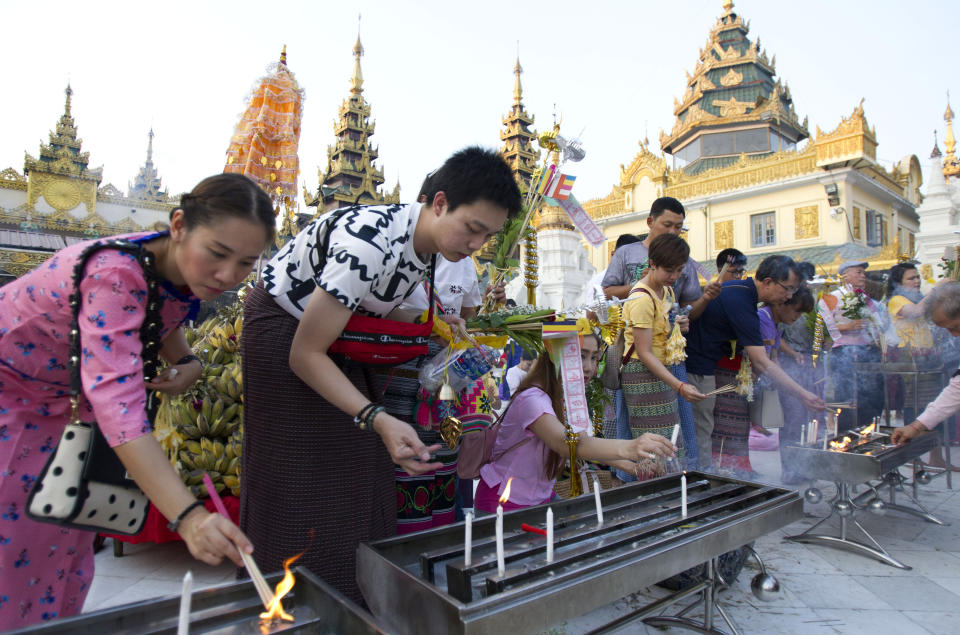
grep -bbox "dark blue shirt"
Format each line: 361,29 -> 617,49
685,278 -> 764,375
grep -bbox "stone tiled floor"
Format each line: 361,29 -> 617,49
82,442 -> 960,634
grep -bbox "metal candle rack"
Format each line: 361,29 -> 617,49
8,568 -> 387,635
358,472 -> 801,635
783,428 -> 944,569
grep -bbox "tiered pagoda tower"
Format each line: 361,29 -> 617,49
128,129 -> 168,202
308,33 -> 399,212
478,56 -> 544,262
659,0 -> 808,174
943,98 -> 960,180
24,85 -> 103,214
499,56 -> 540,187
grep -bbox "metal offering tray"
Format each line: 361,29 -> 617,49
358,472 -> 801,635
9,567 -> 387,635
784,428 -> 946,569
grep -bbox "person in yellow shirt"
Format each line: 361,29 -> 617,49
620,234 -> 706,480
887,263 -> 934,350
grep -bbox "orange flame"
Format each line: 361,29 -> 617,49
499,477 -> 514,504
860,422 -> 877,435
829,436 -> 854,452
259,552 -> 303,625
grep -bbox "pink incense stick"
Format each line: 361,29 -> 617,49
203,473 -> 273,609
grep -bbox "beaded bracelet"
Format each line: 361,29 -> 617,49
354,403 -> 384,431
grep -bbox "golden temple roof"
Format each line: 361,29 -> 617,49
24,84 -> 103,183
659,0 -> 807,163
308,29 -> 398,212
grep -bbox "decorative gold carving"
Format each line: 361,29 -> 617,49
720,68 -> 743,86
712,97 -> 750,117
921,263 -> 933,281
665,146 -> 818,201
853,206 -> 862,240
0,249 -> 51,277
696,74 -> 716,92
714,220 -> 734,250
582,185 -> 626,220
619,146 -> 668,187
815,99 -> 878,164
793,205 -> 819,240
0,167 -> 27,190
27,173 -> 98,215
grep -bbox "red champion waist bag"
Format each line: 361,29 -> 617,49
319,206 -> 437,366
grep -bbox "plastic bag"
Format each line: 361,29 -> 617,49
419,344 -> 498,395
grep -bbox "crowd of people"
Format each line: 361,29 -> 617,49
4,153 -> 960,628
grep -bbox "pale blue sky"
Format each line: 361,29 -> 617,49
1,0 -> 956,204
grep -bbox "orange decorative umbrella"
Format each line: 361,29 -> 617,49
224,46 -> 304,214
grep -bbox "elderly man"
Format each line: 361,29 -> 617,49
685,255 -> 826,468
819,260 -> 885,432
892,281 -> 960,468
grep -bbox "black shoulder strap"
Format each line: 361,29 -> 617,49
68,239 -> 165,424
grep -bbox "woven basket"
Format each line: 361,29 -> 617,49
554,469 -> 614,499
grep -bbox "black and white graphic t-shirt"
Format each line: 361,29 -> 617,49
262,203 -> 428,320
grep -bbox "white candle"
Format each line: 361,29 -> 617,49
681,472 -> 688,519
593,474 -> 603,527
670,423 -> 680,446
823,432 -> 828,450
800,424 -> 806,446
811,419 -> 818,443
177,571 -> 192,635
496,505 -> 505,577
546,507 -> 554,563
464,511 -> 473,567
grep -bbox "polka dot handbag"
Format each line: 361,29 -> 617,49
26,239 -> 163,535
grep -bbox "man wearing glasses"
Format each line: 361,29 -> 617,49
819,260 -> 885,432
684,255 -> 826,469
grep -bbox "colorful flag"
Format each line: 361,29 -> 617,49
553,174 -> 576,201
536,165 -> 556,195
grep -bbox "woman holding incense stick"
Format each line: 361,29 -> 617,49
476,329 -> 675,512
240,147 -> 523,604
0,174 -> 271,629
617,234 -> 704,481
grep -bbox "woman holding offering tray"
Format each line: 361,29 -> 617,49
476,329 -> 676,513
239,147 -> 522,603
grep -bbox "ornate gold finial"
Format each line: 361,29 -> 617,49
64,83 -> 73,117
513,48 -> 523,106
722,0 -> 734,14
944,92 -> 960,179
280,44 -> 287,66
147,128 -> 154,162
351,18 -> 364,95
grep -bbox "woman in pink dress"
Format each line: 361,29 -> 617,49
0,173 -> 272,628
476,332 -> 675,512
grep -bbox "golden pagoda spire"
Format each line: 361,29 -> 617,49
351,19 -> 364,95
280,44 -> 287,66
64,84 -> 73,117
944,93 -> 960,179
513,49 -> 523,105
944,95 -> 956,157
146,127 -> 154,162
722,0 -> 734,14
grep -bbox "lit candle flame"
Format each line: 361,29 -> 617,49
499,477 -> 514,504
860,422 -> 876,435
259,552 -> 303,625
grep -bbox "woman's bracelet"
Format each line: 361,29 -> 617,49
175,354 -> 202,368
166,500 -> 206,533
354,403 -> 385,431
676,382 -> 687,395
